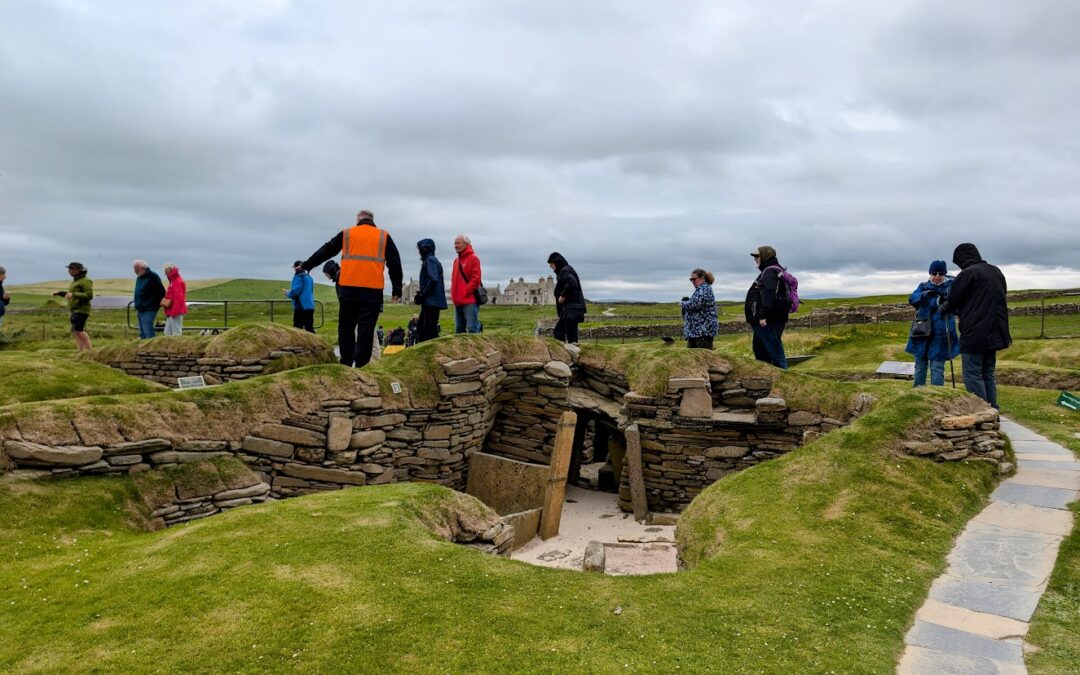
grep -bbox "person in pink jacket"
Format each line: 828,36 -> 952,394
161,264 -> 187,335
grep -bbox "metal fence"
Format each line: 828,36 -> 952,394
125,299 -> 327,333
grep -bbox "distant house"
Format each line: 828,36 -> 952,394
400,279 -> 504,305
502,276 -> 556,305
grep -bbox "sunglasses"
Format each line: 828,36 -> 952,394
930,272 -> 946,276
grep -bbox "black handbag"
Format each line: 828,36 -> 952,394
458,261 -> 487,305
910,317 -> 932,339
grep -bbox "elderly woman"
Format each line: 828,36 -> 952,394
681,268 -> 718,349
161,263 -> 188,335
905,260 -> 959,386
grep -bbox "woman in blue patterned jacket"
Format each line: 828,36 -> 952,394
681,268 -> 718,349
905,259 -> 960,386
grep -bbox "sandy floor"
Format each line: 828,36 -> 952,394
511,485 -> 678,575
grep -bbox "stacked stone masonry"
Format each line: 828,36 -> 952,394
96,345 -> 323,387
902,410 -> 1010,472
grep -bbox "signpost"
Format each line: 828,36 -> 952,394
1057,391 -> 1079,411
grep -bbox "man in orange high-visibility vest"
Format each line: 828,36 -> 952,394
302,210 -> 403,367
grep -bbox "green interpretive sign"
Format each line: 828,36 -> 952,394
1057,391 -> 1080,411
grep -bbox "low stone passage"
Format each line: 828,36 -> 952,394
899,418 -> 1080,674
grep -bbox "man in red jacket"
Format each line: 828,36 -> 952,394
450,234 -> 483,333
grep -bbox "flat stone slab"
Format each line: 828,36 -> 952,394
1009,439 -> 1074,457
1000,418 -> 1050,442
929,575 -> 1044,621
875,360 -> 915,376
898,645 -> 1026,675
1017,459 -> 1080,473
905,620 -> 1024,665
972,501 -> 1075,537
1012,467 -> 1080,491
990,482 -> 1078,510
945,522 -> 1060,589
915,599 -> 1029,640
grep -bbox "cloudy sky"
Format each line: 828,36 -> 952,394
2,0 -> 1079,300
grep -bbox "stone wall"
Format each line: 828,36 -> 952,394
96,344 -> 323,387
901,409 -> 1010,473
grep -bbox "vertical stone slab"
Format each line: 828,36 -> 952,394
625,424 -> 649,523
539,411 -> 577,540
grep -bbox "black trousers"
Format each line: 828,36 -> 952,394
687,336 -> 714,349
554,318 -> 579,343
416,306 -> 441,343
292,308 -> 315,333
338,300 -> 381,368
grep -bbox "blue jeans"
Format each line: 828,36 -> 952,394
751,321 -> 788,369
137,310 -> 158,339
913,357 -> 946,386
454,303 -> 481,334
962,350 -> 999,409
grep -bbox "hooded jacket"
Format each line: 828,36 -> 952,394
134,268 -> 166,312
416,239 -> 448,309
286,268 -> 315,311
548,253 -> 585,319
938,243 -> 1011,353
744,246 -> 790,324
164,267 -> 188,317
450,243 -> 482,307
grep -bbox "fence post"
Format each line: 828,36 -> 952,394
1040,299 -> 1045,339
223,301 -> 229,329
269,300 -> 275,324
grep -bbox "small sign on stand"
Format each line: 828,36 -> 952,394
1057,390 -> 1079,411
177,375 -> 208,390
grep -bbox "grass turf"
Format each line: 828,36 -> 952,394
0,352 -> 164,406
0,386 -> 1001,672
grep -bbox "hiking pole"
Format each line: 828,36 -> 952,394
944,310 -> 956,388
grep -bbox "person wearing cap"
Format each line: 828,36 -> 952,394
938,243 -> 1011,409
132,260 -> 166,339
161,263 -> 187,336
52,262 -> 94,351
0,266 -> 10,331
743,245 -> 790,368
285,260 -> 316,333
904,260 -> 959,387
301,209 -> 402,367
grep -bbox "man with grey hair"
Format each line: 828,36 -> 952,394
450,234 -> 483,333
132,259 -> 166,339
0,266 -> 9,330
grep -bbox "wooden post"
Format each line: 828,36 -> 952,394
539,411 -> 577,540
625,424 -> 649,523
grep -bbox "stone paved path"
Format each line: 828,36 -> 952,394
898,418 -> 1079,674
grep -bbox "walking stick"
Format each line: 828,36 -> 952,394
944,313 -> 956,388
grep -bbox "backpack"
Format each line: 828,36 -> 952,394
764,265 -> 800,313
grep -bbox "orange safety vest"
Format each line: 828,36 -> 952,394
339,225 -> 387,289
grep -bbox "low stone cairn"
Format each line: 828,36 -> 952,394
901,409 -> 1010,473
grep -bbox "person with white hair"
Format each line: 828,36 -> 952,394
132,259 -> 166,339
450,234 -> 484,333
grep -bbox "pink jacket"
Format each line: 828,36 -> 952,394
164,267 -> 187,317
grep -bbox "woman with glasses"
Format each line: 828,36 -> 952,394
681,268 -> 718,349
905,260 -> 960,386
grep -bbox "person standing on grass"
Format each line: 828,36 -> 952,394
450,234 -> 483,334
161,263 -> 188,336
132,259 -> 166,339
905,260 -> 959,387
682,268 -> 718,349
323,260 -> 381,363
285,260 -> 316,333
52,262 -> 93,351
0,266 -> 9,331
938,243 -> 1011,409
548,252 -> 585,344
302,209 -> 402,367
744,245 -> 790,369
413,239 -> 447,344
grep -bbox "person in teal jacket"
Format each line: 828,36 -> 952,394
285,260 -> 316,333
905,260 -> 959,386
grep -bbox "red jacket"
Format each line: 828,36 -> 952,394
164,267 -> 187,317
450,244 -> 482,306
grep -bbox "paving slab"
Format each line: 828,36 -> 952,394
1016,458 -> 1080,473
905,620 -> 1024,664
1012,452 -> 1076,462
972,501 -> 1075,537
898,645 -> 1026,675
945,522 -> 1059,589
1000,419 -> 1050,442
928,575 -> 1044,621
1009,440 -> 1074,457
915,599 -> 1029,640
990,482 -> 1078,510
1011,467 -> 1080,491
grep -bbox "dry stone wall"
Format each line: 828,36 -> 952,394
93,344 -> 329,387
902,409 -> 1010,472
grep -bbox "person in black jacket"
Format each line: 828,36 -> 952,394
743,245 -> 790,368
548,252 -> 585,344
414,238 -> 447,343
938,243 -> 1011,409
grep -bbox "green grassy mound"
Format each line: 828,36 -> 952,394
0,352 -> 165,407
0,386 -> 1001,672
